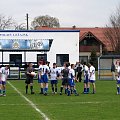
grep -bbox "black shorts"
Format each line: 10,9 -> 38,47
25,77 -> 33,84
62,77 -> 69,86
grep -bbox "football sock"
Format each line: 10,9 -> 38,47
65,88 -> 68,94
60,86 -> 63,93
26,85 -> 28,94
40,88 -> 43,93
30,86 -> 33,93
3,90 -> 6,95
87,88 -> 89,93
73,89 -> 77,94
67,89 -> 71,96
117,86 -> 120,93
43,88 -> 45,93
52,87 -> 54,92
55,87 -> 57,92
71,89 -> 73,94
84,88 -> 87,93
93,89 -> 96,94
0,89 -> 2,94
45,88 -> 48,93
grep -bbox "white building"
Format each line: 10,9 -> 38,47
0,30 -> 80,66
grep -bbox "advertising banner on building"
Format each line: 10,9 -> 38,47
0,39 -> 49,51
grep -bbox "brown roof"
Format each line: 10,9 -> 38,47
79,28 -> 113,51
36,26 -> 113,51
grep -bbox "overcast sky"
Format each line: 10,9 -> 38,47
0,0 -> 120,27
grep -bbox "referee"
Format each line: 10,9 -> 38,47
25,63 -> 35,94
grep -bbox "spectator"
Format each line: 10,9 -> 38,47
111,62 -> 116,80
76,62 -> 83,82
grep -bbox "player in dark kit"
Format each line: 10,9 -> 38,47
25,63 -> 35,94
60,62 -> 69,95
77,62 -> 83,82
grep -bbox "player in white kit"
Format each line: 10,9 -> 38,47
0,65 -> 9,96
88,62 -> 96,94
38,61 -> 44,94
42,61 -> 50,95
49,63 -> 59,94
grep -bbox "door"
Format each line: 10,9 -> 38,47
10,54 -> 22,65
37,54 -> 47,63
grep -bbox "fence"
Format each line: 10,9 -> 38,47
98,55 -> 120,80
0,62 -> 38,80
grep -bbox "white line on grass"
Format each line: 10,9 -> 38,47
0,104 -> 30,106
0,101 -> 112,106
7,81 -> 50,120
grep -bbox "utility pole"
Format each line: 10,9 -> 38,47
26,13 -> 29,30
25,13 -> 29,63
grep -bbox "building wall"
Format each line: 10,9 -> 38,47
47,32 -> 79,65
2,52 -> 24,62
0,31 -> 79,66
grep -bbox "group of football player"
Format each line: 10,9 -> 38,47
25,60 -> 96,96
0,61 -> 120,97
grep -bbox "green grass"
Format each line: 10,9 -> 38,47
0,79 -> 120,120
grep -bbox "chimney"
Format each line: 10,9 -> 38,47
72,25 -> 76,29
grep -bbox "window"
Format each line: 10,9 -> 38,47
79,56 -> 88,64
10,54 -> 22,65
56,54 -> 69,66
37,54 -> 47,63
84,40 -> 87,45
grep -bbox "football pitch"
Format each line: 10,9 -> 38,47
0,79 -> 120,120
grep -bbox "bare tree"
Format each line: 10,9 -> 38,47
14,23 -> 27,30
104,5 -> 120,54
0,14 -> 15,30
31,15 -> 60,29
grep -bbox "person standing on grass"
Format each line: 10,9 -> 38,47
38,61 -> 44,94
42,61 -> 50,96
49,63 -> 59,94
25,63 -> 35,94
111,62 -> 116,80
76,62 -> 83,82
60,62 -> 69,95
74,62 -> 79,77
83,62 -> 89,94
88,61 -> 96,94
68,64 -> 79,96
116,72 -> 120,94
0,65 -> 9,96
117,62 -> 120,74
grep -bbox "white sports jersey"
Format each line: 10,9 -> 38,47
38,65 -> 43,75
68,69 -> 75,79
50,67 -> 58,80
117,76 -> 120,81
68,66 -> 71,70
43,65 -> 49,74
117,66 -> 120,73
0,67 -> 9,81
56,67 -> 62,74
89,66 -> 95,81
83,65 -> 89,76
